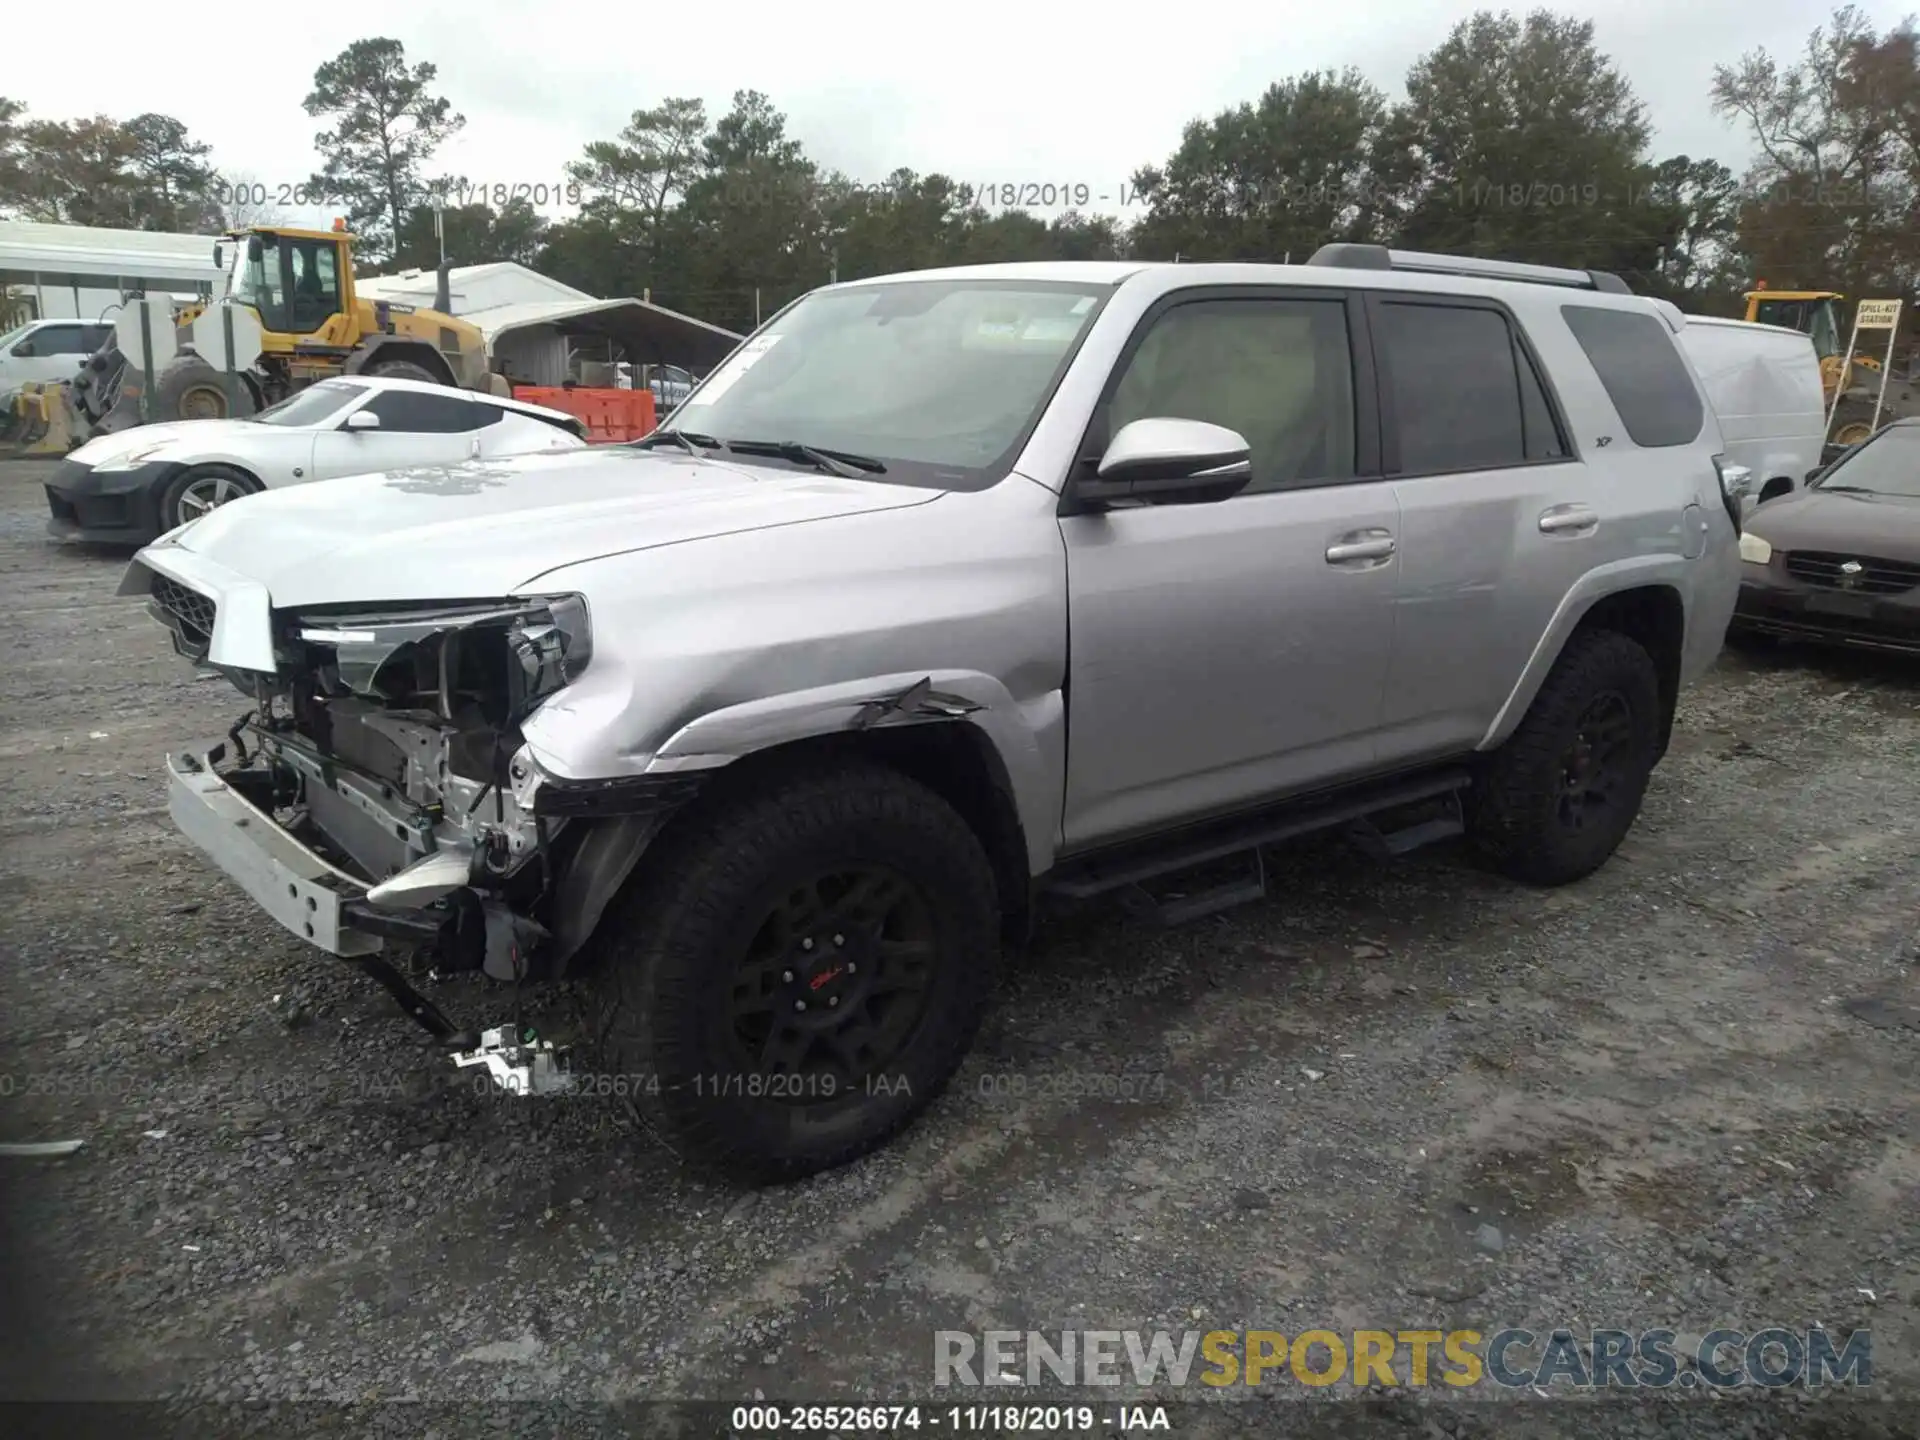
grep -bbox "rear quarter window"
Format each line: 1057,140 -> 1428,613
1560,304 -> 1704,448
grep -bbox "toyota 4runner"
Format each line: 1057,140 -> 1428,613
123,245 -> 1745,1184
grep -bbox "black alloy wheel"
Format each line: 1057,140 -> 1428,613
726,865 -> 938,1096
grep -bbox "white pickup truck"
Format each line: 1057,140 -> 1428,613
0,317 -> 116,398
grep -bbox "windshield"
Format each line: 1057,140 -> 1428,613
664,278 -> 1112,488
1818,425 -> 1920,497
1754,299 -> 1809,332
1754,298 -> 1842,360
253,379 -> 368,427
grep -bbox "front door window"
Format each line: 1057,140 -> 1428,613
231,235 -> 289,332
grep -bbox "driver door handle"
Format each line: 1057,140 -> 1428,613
1539,504 -> 1598,535
1325,529 -> 1396,565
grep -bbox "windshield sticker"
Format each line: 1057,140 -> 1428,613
966,313 -> 1083,349
1020,317 -> 1085,343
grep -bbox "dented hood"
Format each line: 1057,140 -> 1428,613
155,446 -> 940,606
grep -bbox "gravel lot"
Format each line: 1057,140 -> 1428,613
1,454 -> 1917,1437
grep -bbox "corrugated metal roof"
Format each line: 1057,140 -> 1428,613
471,297 -> 729,342
355,261 -> 595,311
474,297 -> 744,370
0,219 -> 222,281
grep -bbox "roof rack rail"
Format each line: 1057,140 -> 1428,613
1305,243 -> 1632,295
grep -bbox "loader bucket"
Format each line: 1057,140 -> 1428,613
34,393 -> 77,455
0,386 -> 73,456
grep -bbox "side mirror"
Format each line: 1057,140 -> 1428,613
344,410 -> 381,431
1069,418 -> 1253,510
246,234 -> 264,264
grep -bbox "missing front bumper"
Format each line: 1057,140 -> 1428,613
166,746 -> 566,1081
166,746 -> 522,973
167,747 -> 381,956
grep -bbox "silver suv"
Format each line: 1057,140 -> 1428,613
123,245 -> 1743,1183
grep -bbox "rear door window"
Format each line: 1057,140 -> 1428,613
1373,301 -> 1538,474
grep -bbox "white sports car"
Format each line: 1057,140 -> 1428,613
45,376 -> 589,544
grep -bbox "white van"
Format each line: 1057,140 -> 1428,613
1672,315 -> 1825,505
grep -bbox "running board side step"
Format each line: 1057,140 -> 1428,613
1117,849 -> 1269,928
1046,768 -> 1471,925
1343,792 -> 1468,860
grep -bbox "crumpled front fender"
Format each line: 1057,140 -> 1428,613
625,668 -> 1065,877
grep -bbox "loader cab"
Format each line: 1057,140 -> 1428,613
1745,289 -> 1844,362
223,226 -> 356,343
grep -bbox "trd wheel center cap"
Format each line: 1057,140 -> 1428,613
1564,736 -> 1599,790
784,931 -> 874,1017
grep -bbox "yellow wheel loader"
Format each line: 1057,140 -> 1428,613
1742,286 -> 1917,447
68,222 -> 505,442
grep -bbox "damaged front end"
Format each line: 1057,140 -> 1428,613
153,586 -> 699,1089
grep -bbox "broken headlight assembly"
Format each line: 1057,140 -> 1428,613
287,593 -> 592,718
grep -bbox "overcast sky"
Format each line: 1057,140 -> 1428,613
8,0 -> 1868,225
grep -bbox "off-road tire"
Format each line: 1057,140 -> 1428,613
1467,629 -> 1661,887
154,357 -> 254,422
157,464 -> 262,531
358,357 -> 441,385
586,761 -> 1001,1186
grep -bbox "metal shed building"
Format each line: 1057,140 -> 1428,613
355,262 -> 742,386
0,220 -> 222,325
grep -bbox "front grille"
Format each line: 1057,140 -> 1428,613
150,574 -> 217,647
1742,608 -> 1920,652
1782,550 -> 1920,595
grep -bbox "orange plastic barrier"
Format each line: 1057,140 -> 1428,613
512,386 -> 658,443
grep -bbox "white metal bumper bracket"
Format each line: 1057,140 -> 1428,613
166,748 -> 382,957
